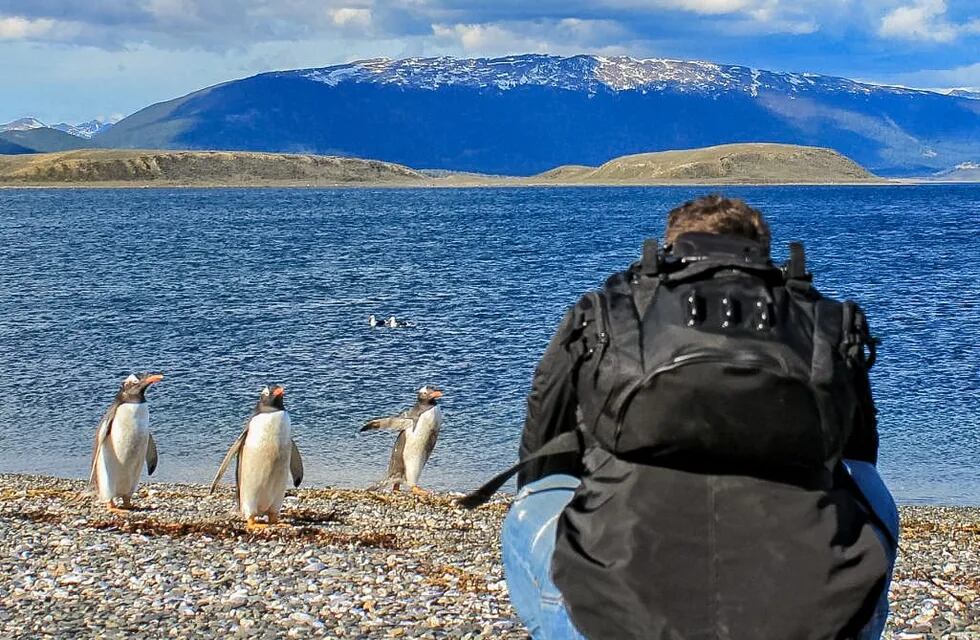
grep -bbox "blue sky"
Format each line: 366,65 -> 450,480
1,0 -> 979,124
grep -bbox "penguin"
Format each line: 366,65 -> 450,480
369,315 -> 379,328
87,373 -> 163,513
209,385 -> 303,531
361,386 -> 443,494
384,316 -> 415,328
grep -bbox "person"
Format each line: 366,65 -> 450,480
465,195 -> 899,639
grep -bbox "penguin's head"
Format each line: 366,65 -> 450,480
117,372 -> 164,403
417,385 -> 443,403
258,384 -> 286,411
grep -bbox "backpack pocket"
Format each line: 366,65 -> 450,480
613,349 -> 827,470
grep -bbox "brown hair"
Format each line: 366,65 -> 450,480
665,195 -> 771,252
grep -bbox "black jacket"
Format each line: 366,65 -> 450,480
519,292 -> 880,488
518,247 -> 888,640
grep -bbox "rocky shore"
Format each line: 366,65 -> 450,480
0,474 -> 976,639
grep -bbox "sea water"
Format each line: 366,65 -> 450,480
0,185 -> 976,504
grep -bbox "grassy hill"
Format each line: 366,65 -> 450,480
535,143 -> 881,184
0,144 -> 884,187
0,149 -> 425,186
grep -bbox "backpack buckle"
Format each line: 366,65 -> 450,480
753,298 -> 773,331
686,293 -> 704,326
641,238 -> 661,276
784,242 -> 813,282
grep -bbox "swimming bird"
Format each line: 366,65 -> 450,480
209,385 -> 303,531
384,316 -> 414,328
87,373 -> 163,514
361,386 -> 443,494
369,315 -> 379,328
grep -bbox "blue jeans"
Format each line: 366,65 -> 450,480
501,463 -> 899,640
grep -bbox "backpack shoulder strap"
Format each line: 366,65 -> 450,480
630,237 -> 663,318
602,269 -> 644,371
783,241 -> 815,293
457,430 -> 583,509
842,301 -> 879,370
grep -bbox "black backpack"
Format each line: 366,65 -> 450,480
461,233 -> 878,507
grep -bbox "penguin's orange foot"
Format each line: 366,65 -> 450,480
410,486 -> 430,497
246,516 -> 270,532
106,504 -> 130,515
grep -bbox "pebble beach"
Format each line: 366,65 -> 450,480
0,474 -> 976,639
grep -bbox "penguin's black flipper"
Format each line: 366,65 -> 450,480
210,428 -> 248,495
290,440 -> 304,487
386,431 -> 407,481
146,434 -> 158,475
368,432 -> 407,490
87,403 -> 119,494
360,417 -> 414,432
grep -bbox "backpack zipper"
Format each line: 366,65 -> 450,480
613,350 -> 789,424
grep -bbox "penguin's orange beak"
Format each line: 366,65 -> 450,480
144,374 -> 164,385
272,387 -> 284,397
430,390 -> 443,399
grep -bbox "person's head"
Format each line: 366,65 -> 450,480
665,195 -> 771,255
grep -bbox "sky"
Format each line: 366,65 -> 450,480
1,0 -> 979,124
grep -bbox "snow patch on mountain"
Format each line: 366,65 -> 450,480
1,117 -> 116,138
51,120 -> 115,139
947,88 -> 980,100
0,117 -> 46,132
290,54 -> 936,99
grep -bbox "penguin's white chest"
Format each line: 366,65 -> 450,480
403,405 -> 442,486
239,411 -> 292,517
96,402 -> 149,501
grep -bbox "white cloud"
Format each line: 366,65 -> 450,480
144,0 -> 199,21
432,23 -> 549,54
662,0 -> 757,14
432,19 -> 632,57
888,61 -> 980,88
878,0 -> 976,42
0,1 -> 976,59
600,0 -> 757,14
0,16 -> 55,39
330,7 -> 372,28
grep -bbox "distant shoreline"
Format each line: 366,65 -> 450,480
0,178 -> 964,189
7,144 -> 972,189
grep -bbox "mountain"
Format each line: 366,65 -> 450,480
0,139 -> 32,154
536,143 -> 879,184
945,89 -> 980,100
95,54 -> 980,176
0,149 -> 424,186
0,117 -> 46,132
0,127 -> 91,153
931,161 -> 980,181
0,116 -> 112,153
51,120 -> 114,139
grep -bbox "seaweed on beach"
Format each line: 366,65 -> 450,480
419,562 -> 497,593
3,507 -> 399,548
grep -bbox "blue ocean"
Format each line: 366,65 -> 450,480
0,186 -> 977,504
